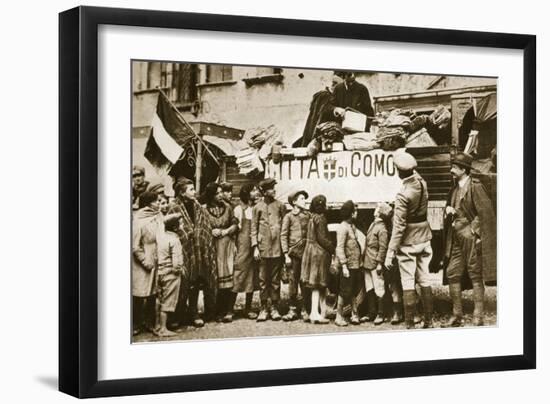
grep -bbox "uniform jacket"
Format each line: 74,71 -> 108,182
251,198 -> 287,258
331,81 -> 374,130
388,172 -> 432,252
443,176 -> 497,284
335,220 -> 363,269
363,219 -> 389,270
281,209 -> 310,258
132,207 -> 162,297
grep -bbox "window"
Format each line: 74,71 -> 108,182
173,63 -> 198,105
242,67 -> 284,87
206,65 -> 233,83
255,67 -> 282,76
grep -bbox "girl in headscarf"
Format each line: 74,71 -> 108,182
202,182 -> 239,322
301,195 -> 335,324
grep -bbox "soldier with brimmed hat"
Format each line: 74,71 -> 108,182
251,178 -> 287,321
442,152 -> 496,327
280,190 -> 311,321
384,151 -> 434,329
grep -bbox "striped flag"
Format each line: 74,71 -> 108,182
144,92 -> 194,172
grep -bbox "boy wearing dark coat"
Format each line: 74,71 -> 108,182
281,190 -> 311,321
251,178 -> 287,322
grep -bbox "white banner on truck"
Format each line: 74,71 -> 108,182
266,150 -> 403,206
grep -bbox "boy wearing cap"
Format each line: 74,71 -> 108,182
251,178 -> 287,321
442,152 -> 496,327
384,152 -> 434,329
362,202 -> 392,326
154,214 -> 184,337
281,190 -> 311,321
335,200 -> 362,326
132,165 -> 149,211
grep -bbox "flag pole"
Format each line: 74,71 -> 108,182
157,89 -> 220,166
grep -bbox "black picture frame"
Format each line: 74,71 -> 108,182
59,5 -> 536,398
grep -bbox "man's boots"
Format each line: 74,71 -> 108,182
443,282 -> 464,327
420,286 -> 434,329
390,301 -> 404,324
472,281 -> 485,326
402,290 -> 417,329
374,295 -> 385,325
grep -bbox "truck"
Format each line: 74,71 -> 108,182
219,85 -> 497,274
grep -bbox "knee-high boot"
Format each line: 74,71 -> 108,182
443,282 -> 464,327
472,281 -> 485,326
420,287 -> 434,329
402,290 -> 417,329
132,296 -> 143,335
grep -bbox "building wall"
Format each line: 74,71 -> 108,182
133,61 -> 497,146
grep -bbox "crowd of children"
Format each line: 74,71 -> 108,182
132,175 -> 407,337
132,150 -> 493,337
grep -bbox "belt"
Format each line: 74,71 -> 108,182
408,214 -> 427,224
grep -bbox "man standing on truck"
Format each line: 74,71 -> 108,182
385,152 -> 434,329
299,73 -> 344,147
442,152 -> 496,327
331,71 -> 375,132
251,178 -> 287,322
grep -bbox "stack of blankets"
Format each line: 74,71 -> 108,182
235,147 -> 264,175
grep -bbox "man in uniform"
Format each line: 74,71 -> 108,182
251,178 -> 287,322
442,152 -> 496,327
385,152 -> 434,329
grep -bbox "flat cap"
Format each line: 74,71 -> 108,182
393,151 -> 417,171
259,178 -> 277,192
288,190 -> 309,205
147,183 -> 165,195
132,165 -> 145,176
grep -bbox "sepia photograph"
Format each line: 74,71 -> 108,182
131,61 -> 497,343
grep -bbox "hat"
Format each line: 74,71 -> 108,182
310,194 -> 327,214
132,165 -> 145,176
147,183 -> 165,195
376,202 -> 392,219
452,152 -> 473,170
340,200 -> 356,220
163,213 -> 182,232
393,152 -> 417,171
259,178 -> 277,192
288,190 -> 309,205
